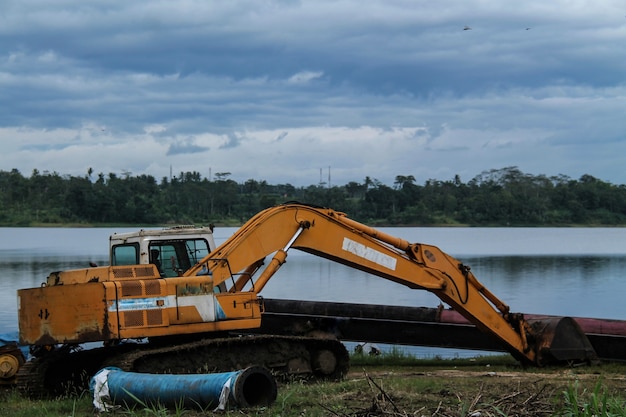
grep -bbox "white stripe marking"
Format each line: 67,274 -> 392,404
342,237 -> 397,270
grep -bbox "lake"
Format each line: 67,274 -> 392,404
1,226 -> 625,357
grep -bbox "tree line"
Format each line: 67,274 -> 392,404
1,166 -> 625,227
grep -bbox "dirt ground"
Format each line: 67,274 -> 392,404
335,366 -> 626,416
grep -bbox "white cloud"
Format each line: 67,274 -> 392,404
144,124 -> 167,134
287,71 -> 324,85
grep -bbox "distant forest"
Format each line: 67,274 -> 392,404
1,166 -> 625,227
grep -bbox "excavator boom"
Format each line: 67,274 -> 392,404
187,203 -> 595,365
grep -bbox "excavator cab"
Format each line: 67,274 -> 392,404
110,226 -> 215,278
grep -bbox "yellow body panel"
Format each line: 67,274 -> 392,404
18,282 -> 111,345
19,266 -> 262,345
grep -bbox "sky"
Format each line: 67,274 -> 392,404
1,1 -> 625,187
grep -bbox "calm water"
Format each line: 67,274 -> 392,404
2,226 -> 625,357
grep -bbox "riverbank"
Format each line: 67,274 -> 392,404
3,356 -> 626,416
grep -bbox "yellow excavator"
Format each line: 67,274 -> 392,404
15,203 -> 595,396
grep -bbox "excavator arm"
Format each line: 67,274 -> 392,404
186,203 -> 595,366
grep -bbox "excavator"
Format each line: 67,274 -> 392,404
14,203 -> 596,396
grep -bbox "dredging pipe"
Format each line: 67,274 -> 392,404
90,366 -> 277,411
259,298 -> 626,362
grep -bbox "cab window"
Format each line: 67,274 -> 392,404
185,239 -> 211,264
149,239 -> 211,278
111,244 -> 139,266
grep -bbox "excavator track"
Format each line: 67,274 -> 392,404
107,335 -> 349,378
0,344 -> 25,386
17,335 -> 350,398
16,346 -> 113,398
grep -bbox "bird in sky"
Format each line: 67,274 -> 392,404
463,25 -> 472,30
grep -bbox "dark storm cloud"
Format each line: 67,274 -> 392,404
166,138 -> 209,156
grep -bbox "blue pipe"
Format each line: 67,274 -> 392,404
90,366 -> 277,411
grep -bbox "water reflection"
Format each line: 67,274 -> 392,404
466,255 -> 626,282
1,256 -> 108,282
458,255 -> 626,319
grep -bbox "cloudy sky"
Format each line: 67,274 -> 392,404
1,1 -> 625,187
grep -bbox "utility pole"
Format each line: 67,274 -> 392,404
328,166 -> 331,188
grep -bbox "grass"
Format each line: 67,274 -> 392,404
0,389 -> 89,417
557,380 -> 626,417
3,353 -> 626,417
